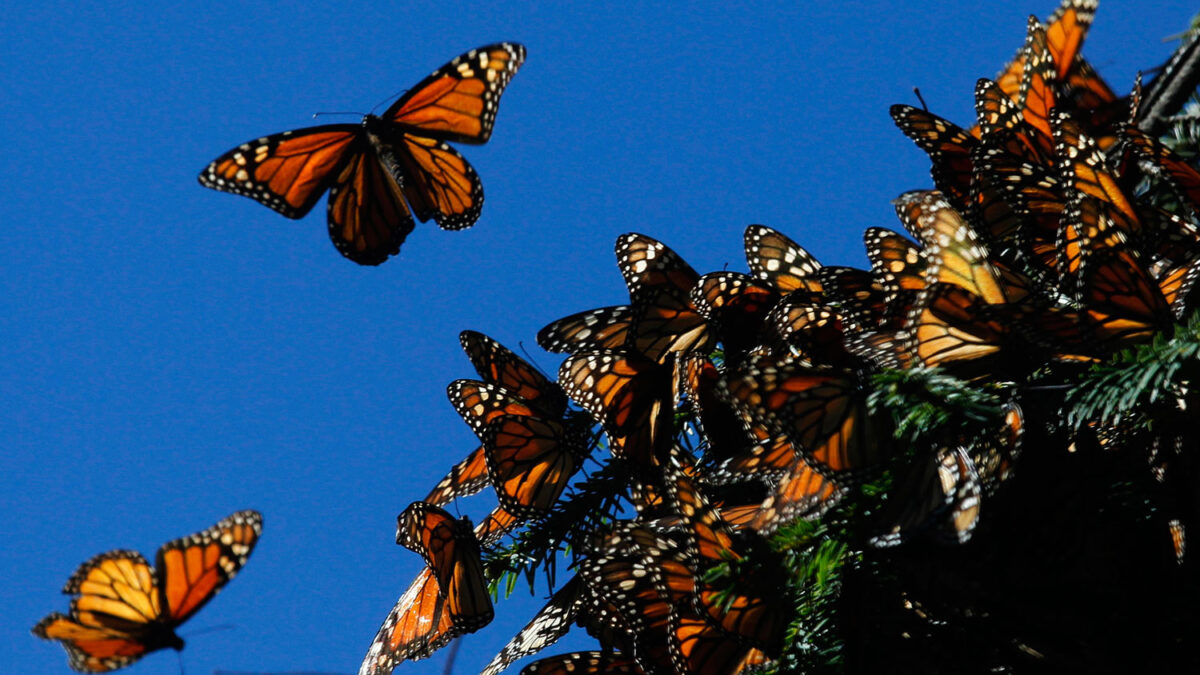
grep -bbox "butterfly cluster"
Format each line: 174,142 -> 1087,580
353,3 -> 1200,673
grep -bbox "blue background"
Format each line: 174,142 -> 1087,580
2,1 -> 1192,673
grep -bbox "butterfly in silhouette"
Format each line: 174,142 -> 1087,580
199,43 -> 525,265
33,510 -> 262,672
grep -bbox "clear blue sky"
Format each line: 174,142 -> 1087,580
2,1 -> 1191,673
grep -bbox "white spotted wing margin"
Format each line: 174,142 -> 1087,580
478,578 -> 582,675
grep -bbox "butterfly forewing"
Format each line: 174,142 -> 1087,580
385,43 -> 526,144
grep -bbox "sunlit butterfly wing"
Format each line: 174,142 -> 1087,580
33,551 -> 168,673
906,283 -> 1011,375
1053,111 -> 1141,243
889,105 -> 977,207
460,330 -> 567,418
537,306 -> 633,355
482,413 -> 582,519
744,225 -> 823,296
521,651 -> 643,675
721,357 -> 885,475
154,510 -> 262,625
33,511 -> 262,673
894,190 -> 1029,305
448,379 -> 537,439
200,43 -> 525,264
617,233 -> 713,363
424,445 -> 490,506
559,352 -> 673,466
864,226 -> 925,294
1080,249 -> 1171,346
480,579 -> 583,675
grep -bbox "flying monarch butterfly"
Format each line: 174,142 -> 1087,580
617,233 -> 714,363
743,225 -> 824,297
537,306 -> 633,355
33,510 -> 262,673
359,504 -> 493,674
199,43 -> 525,265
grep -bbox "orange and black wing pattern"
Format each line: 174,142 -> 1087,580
482,413 -> 581,518
537,306 -> 633,355
617,233 -> 713,363
744,225 -> 824,296
460,330 -> 567,418
361,504 -> 494,674
200,43 -> 525,264
558,351 -> 674,466
33,511 -> 262,673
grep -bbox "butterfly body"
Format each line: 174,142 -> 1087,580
200,43 -> 525,265
33,511 -> 262,673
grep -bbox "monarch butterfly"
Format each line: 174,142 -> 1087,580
359,504 -> 492,674
558,351 -> 674,467
993,0 -> 1096,102
752,457 -> 844,534
617,233 -> 714,363
743,225 -> 824,296
870,446 -> 982,548
481,413 -> 583,519
460,330 -> 568,419
1053,112 -> 1141,247
763,296 -> 856,368
894,191 -> 1030,305
662,463 -> 787,652
479,579 -> 583,675
521,651 -> 642,675
1123,126 -> 1200,212
690,271 -> 779,364
537,306 -> 633,355
33,510 -> 262,673
889,105 -> 978,208
864,226 -> 925,295
721,355 -> 886,475
199,43 -> 525,265
679,354 -> 756,461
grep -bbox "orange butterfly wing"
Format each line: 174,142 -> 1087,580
33,511 -> 262,673
155,510 -> 262,625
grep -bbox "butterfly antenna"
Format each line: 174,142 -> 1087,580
441,638 -> 463,675
516,341 -> 554,379
311,112 -> 365,120
371,89 -> 410,115
177,650 -> 186,675
913,87 -> 930,112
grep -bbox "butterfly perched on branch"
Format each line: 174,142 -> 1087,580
199,44 -> 525,265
